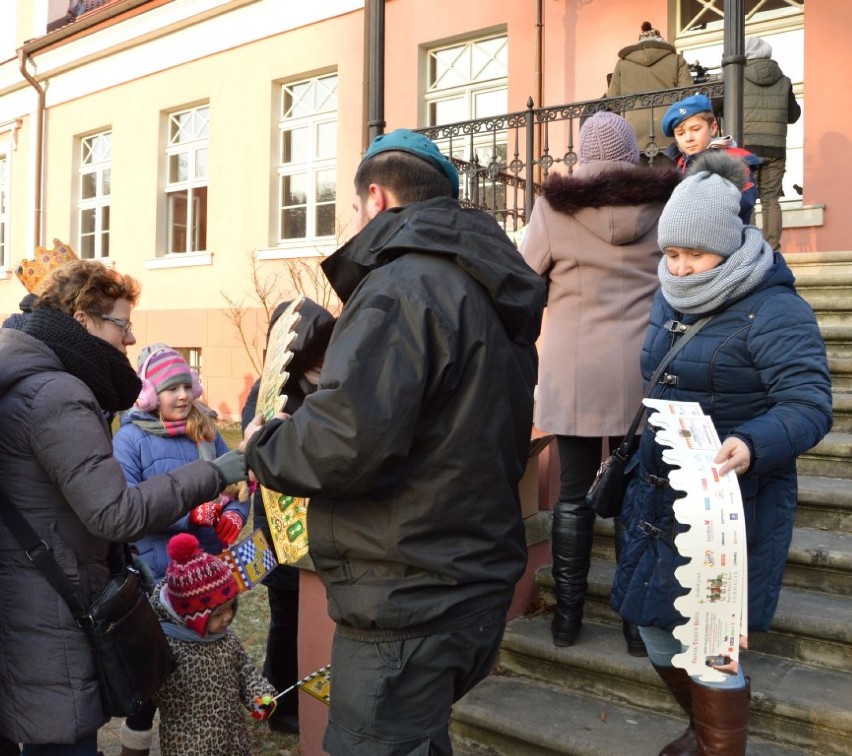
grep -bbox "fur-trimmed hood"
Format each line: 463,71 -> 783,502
541,163 -> 681,246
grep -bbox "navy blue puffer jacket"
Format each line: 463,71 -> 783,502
611,253 -> 832,632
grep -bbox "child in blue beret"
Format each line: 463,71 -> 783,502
661,94 -> 761,223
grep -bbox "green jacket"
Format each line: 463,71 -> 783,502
743,57 -> 801,159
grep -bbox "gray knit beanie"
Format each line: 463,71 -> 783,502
578,112 -> 640,165
657,151 -> 748,258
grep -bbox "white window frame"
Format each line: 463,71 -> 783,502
165,105 -> 209,256
78,130 -> 111,260
276,73 -> 338,249
0,152 -> 9,271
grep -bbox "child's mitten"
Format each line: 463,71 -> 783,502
215,510 -> 244,545
189,501 -> 223,527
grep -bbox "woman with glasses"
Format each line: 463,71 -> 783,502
0,258 -> 247,755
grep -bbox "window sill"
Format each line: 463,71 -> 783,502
146,252 -> 213,270
0,268 -> 11,281
257,239 -> 337,260
754,201 -> 825,229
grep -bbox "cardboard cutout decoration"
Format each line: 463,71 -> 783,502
643,398 -> 748,683
255,296 -> 311,564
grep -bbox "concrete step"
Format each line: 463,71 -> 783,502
785,528 -> 851,595
796,475 -> 852,533
797,432 -> 852,478
489,617 -> 852,755
537,559 -> 852,670
829,389 -> 852,427
451,673 -> 803,756
784,250 -> 852,275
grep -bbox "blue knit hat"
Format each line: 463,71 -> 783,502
661,94 -> 714,137
361,129 -> 459,198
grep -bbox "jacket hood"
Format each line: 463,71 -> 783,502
617,40 -> 679,67
542,163 -> 681,245
745,58 -> 784,86
322,196 -> 545,343
0,328 -> 63,394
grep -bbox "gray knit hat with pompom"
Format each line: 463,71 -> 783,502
657,151 -> 748,258
578,111 -> 640,165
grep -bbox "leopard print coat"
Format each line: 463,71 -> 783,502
151,586 -> 277,756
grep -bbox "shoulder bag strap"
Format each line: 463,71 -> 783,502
614,315 -> 713,456
0,493 -> 89,618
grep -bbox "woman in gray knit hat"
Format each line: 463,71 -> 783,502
610,150 -> 832,755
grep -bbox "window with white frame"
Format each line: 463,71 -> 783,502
676,0 -> 804,36
78,131 -> 111,259
166,105 -> 209,255
176,347 -> 202,378
0,154 -> 8,269
278,73 -> 338,243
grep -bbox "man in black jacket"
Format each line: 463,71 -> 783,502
743,36 -> 802,251
243,129 -> 545,755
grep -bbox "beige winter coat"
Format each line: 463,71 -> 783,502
520,162 -> 681,437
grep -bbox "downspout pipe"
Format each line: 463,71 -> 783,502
366,0 -> 385,144
721,0 -> 745,147
17,48 -> 45,249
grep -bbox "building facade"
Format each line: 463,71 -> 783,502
0,0 -> 844,420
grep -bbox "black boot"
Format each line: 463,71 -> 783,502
614,516 -> 647,656
551,500 -> 595,647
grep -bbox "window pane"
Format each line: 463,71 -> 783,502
80,234 -> 94,259
282,128 -> 309,164
102,168 -> 111,197
103,204 -> 110,232
191,186 -> 208,252
101,229 -> 110,258
431,97 -> 467,126
168,192 -> 188,253
169,152 -> 189,183
316,203 -> 336,237
281,207 -> 306,239
282,174 -> 307,206
81,207 -> 96,234
316,169 -> 336,202
316,121 -> 337,159
474,88 -> 508,119
170,111 -> 191,143
431,46 -> 468,88
81,172 -> 97,200
195,148 -> 208,180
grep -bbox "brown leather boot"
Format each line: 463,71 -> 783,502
690,680 -> 750,755
652,664 -> 698,755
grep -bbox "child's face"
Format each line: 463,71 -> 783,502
206,599 -> 236,634
664,247 -> 726,277
159,383 -> 193,422
673,114 -> 718,156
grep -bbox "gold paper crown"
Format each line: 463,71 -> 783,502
16,239 -> 80,296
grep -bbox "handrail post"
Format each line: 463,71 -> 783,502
525,96 -> 535,225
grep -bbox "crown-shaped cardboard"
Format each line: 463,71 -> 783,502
17,239 -> 80,296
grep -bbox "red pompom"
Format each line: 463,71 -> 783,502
167,533 -> 201,564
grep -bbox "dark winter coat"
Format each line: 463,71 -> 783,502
520,162 -> 681,436
743,57 -> 801,159
245,196 -> 546,640
113,415 -> 249,579
0,328 -> 222,744
607,40 -> 693,151
611,254 -> 832,632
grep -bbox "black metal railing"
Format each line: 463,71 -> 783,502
416,80 -> 724,231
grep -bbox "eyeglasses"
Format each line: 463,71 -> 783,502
99,314 -> 133,334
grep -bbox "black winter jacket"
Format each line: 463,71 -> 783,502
245,197 -> 546,639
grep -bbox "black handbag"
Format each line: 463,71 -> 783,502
0,496 -> 175,717
586,316 -> 712,518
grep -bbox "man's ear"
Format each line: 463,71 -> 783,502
367,183 -> 388,215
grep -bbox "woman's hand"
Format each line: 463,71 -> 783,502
711,635 -> 748,675
714,437 -> 751,477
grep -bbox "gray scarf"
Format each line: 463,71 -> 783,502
658,226 -> 774,314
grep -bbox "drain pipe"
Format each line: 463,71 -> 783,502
17,48 -> 45,249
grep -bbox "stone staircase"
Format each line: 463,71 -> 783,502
449,251 -> 852,755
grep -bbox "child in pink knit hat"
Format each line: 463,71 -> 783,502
149,533 -> 277,756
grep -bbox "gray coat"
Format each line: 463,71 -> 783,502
520,162 -> 680,437
0,328 -> 222,744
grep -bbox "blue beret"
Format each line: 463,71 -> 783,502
661,94 -> 714,137
361,128 -> 459,199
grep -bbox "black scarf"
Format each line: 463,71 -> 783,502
23,307 -> 142,412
